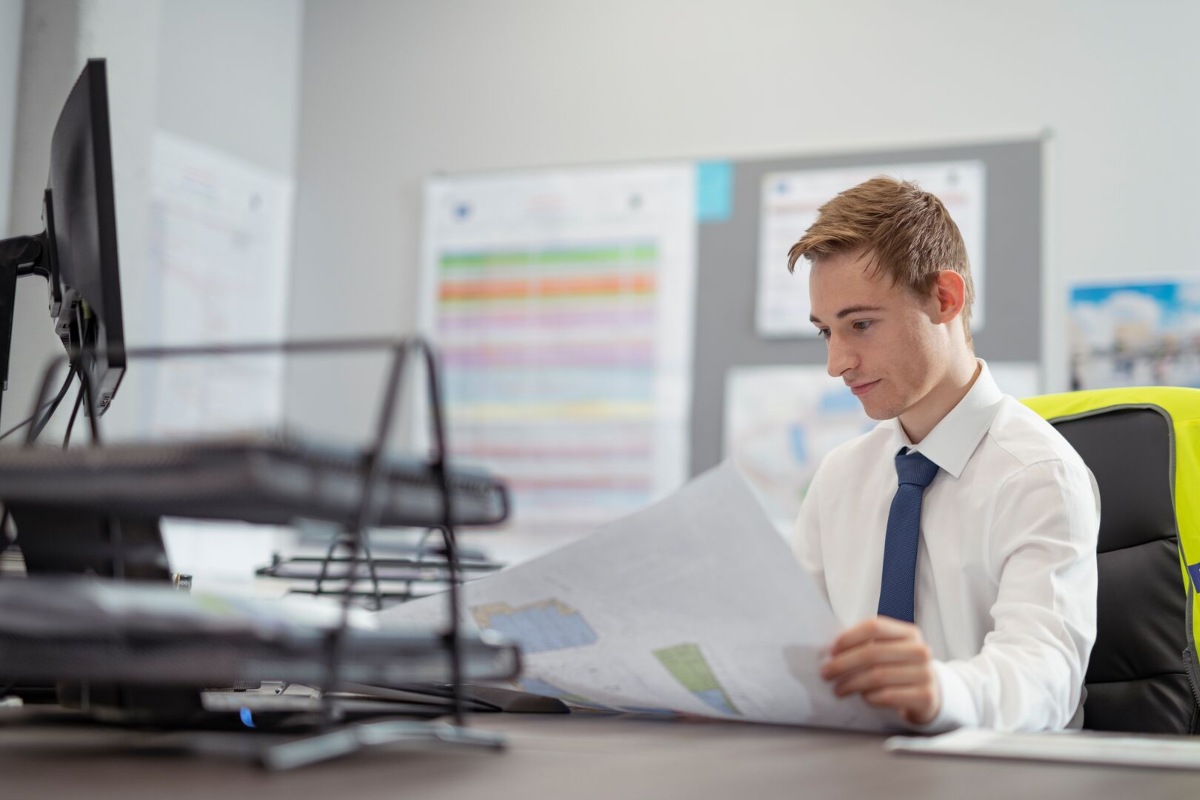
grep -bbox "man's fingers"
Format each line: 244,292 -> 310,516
831,616 -> 920,653
820,639 -> 932,681
821,616 -> 940,725
831,664 -> 930,697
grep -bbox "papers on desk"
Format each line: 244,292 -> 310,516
886,728 -> 1200,770
381,460 -> 891,731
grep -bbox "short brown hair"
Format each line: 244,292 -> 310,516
787,176 -> 974,336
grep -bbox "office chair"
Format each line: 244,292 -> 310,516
1023,387 -> 1200,734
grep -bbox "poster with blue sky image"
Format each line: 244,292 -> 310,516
1069,278 -> 1200,390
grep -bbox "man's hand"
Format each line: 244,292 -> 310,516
820,616 -> 941,726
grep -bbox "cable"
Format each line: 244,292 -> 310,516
19,367 -> 77,444
62,382 -> 85,449
0,417 -> 32,443
0,367 -> 76,443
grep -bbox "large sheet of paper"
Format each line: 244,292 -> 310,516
381,460 -> 890,731
145,131 -> 294,435
1069,276 -> 1200,389
757,161 -> 986,337
723,362 -> 1040,529
420,166 -> 696,540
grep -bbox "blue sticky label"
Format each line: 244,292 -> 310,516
696,161 -> 733,222
1188,563 -> 1200,595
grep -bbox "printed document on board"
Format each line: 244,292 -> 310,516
380,460 -> 893,731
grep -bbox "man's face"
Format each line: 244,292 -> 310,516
808,248 -> 949,422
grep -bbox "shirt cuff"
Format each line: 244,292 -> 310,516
910,660 -> 977,733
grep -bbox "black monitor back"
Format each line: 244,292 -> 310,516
44,58 -> 126,413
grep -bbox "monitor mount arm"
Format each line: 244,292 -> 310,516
0,233 -> 50,279
0,229 -> 53,420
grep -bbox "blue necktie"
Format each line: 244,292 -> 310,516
877,448 -> 940,623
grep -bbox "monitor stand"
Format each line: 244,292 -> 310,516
7,502 -> 203,722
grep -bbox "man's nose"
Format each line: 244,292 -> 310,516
826,334 -> 857,378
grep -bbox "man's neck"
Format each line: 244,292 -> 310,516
899,356 -> 982,444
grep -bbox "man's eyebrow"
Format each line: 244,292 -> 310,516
809,305 -> 884,324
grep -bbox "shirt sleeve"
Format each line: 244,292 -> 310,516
923,456 -> 1100,732
791,463 -> 830,604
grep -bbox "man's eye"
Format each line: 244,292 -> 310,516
816,328 -> 831,341
852,320 -> 873,332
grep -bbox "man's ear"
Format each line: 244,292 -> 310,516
931,270 -> 966,324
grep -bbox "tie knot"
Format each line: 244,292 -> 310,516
895,449 -> 938,488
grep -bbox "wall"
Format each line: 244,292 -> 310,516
0,0 -> 23,239
288,0 -> 1200,433
154,0 -> 302,176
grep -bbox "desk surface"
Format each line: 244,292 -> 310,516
1,710 -> 1195,800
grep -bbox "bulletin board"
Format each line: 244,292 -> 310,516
420,139 -> 1042,533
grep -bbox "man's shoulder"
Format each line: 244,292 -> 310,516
984,395 -> 1088,471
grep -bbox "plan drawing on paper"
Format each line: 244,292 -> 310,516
517,678 -> 601,707
472,599 -> 599,654
379,461 -> 890,732
653,642 -> 741,716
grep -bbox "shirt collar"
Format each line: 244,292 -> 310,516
888,359 -> 1004,479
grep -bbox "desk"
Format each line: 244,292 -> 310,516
0,711 -> 1194,800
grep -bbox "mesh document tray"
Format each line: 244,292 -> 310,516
0,434 -> 509,528
0,578 -> 520,688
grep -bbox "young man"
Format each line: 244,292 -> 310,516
788,177 -> 1099,731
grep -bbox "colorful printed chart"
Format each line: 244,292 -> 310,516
421,166 -> 696,539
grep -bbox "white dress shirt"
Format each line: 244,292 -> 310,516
792,361 -> 1100,732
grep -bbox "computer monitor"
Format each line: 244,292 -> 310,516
0,58 -> 126,423
0,59 -> 158,577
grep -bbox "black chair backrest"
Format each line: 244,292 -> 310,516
1050,407 -> 1200,733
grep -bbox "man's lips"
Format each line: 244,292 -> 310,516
849,380 -> 880,397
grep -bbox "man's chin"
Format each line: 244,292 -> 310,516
857,401 -> 900,421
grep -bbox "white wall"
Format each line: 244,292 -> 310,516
288,0 -> 1200,419
155,0 -> 302,175
0,0 -> 23,239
